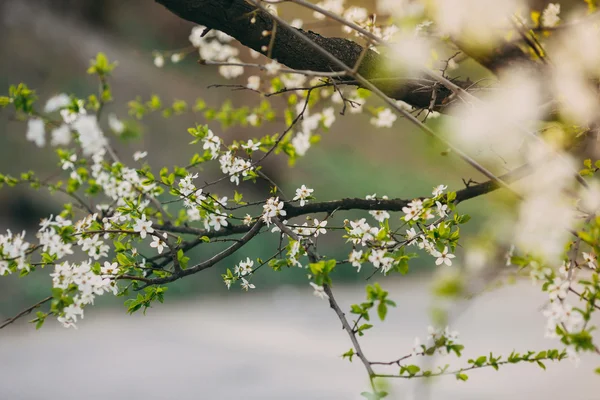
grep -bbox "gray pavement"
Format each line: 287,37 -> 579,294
1,279 -> 598,399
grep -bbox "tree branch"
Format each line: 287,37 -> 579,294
127,220 -> 265,286
156,164 -> 530,242
273,218 -> 375,376
0,296 -> 52,330
154,0 -> 466,110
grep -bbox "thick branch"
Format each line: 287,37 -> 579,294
158,165 -> 530,241
154,0 -> 465,110
130,220 -> 265,285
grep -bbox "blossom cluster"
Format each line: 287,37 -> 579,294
411,325 -> 461,357
50,259 -> 119,328
345,185 -> 458,275
26,95 -> 114,157
189,25 -> 243,79
0,230 -> 31,274
262,197 -> 287,225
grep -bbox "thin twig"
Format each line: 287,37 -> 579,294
0,296 -> 52,330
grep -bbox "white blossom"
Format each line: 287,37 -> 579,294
72,115 -> 107,156
261,197 -> 287,226
240,278 -> 255,291
432,246 -> 455,266
234,257 -> 254,277
349,250 -> 363,272
44,94 -> 71,113
150,233 -> 168,254
154,54 -> 165,68
264,60 -> 282,75
370,108 -> 397,128
435,201 -> 448,218
293,185 -> 314,207
26,119 -> 45,147
242,139 -> 261,152
313,0 -> 344,20
247,76 -> 261,90
108,113 -> 125,135
133,151 -> 148,161
542,3 -> 560,28
219,61 -> 245,79
208,213 -> 228,231
51,124 -> 71,146
547,277 -> 569,301
311,219 -> 328,237
369,210 -> 390,222
133,215 -> 154,239
582,252 -> 597,270
432,184 -> 447,197
310,282 -> 329,300
291,131 -> 311,156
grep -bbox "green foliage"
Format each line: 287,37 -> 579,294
124,286 -> 168,314
8,83 -> 37,114
87,52 -> 117,77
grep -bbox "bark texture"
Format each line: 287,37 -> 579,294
155,0 -> 465,110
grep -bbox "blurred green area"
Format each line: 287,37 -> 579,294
0,0 -> 511,314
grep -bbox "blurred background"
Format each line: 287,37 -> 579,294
0,0 -> 597,399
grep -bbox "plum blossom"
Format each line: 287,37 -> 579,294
432,184 -> 447,197
44,93 -> 70,113
310,282 -> 329,300
261,197 -> 286,225
133,215 -> 154,239
547,277 -> 569,301
264,60 -> 282,75
293,185 -> 314,207
240,278 -> 255,291
370,108 -> 397,128
432,246 -> 455,266
208,213 -> 228,231
51,124 -> 71,146
542,3 -> 560,28
582,252 -> 597,270
72,115 -> 107,156
108,113 -> 125,135
349,250 -> 363,272
26,119 -> 45,147
234,258 -> 254,276
133,151 -> 147,161
247,76 -> 260,90
150,233 -> 169,254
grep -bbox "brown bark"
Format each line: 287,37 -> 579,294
154,0 -> 467,110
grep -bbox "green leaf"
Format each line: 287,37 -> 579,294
360,391 -> 387,400
309,261 -> 324,276
473,356 -> 487,366
536,361 -> 546,370
406,365 -> 420,376
177,249 -> 190,270
87,52 -> 117,76
342,348 -> 355,362
377,302 -> 387,321
356,324 -> 373,336
116,253 -> 131,266
456,373 -> 469,381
